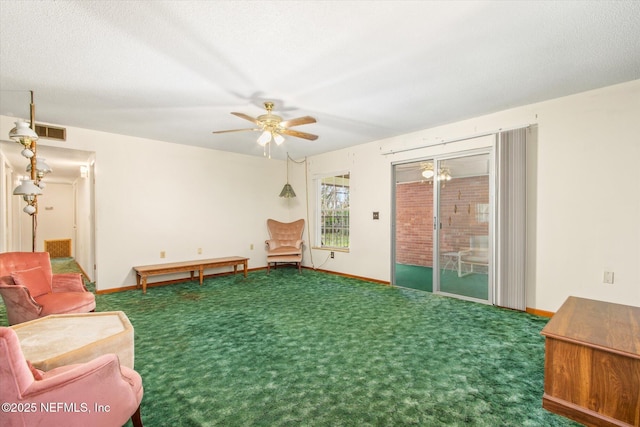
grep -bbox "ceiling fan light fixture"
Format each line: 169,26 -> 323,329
212,102 -> 318,154
273,133 -> 285,146
421,170 -> 434,179
257,130 -> 271,146
438,167 -> 452,181
421,163 -> 434,179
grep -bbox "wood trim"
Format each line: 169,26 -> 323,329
526,307 -> 555,318
305,267 -> 391,285
95,267 -> 263,295
96,285 -> 139,295
76,263 -> 90,282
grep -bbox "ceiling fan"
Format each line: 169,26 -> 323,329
212,102 -> 318,148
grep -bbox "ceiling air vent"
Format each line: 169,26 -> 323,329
35,123 -> 66,141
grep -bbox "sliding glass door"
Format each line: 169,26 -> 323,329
436,154 -> 491,302
393,160 -> 435,292
393,151 -> 492,303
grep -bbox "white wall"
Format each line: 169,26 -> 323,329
29,182 -> 75,251
90,134 -> 289,290
74,157 -> 94,280
293,80 -> 640,312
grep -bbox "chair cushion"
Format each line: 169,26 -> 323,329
11,267 -> 52,298
268,246 -> 302,256
36,292 -> 97,316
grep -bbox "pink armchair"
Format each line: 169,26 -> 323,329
0,252 -> 96,325
0,327 -> 143,427
265,219 -> 305,273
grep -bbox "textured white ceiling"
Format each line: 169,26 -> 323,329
1,0 -> 639,176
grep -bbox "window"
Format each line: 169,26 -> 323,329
475,203 -> 490,223
317,173 -> 350,249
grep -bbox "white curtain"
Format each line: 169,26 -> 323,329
495,127 -> 527,310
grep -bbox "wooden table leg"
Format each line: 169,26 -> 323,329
199,267 -> 203,286
243,260 -> 248,277
142,275 -> 148,294
136,273 -> 141,289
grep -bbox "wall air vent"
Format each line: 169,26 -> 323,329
35,123 -> 66,141
44,239 -> 72,258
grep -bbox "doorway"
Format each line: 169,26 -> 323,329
393,151 -> 492,303
0,140 -> 96,280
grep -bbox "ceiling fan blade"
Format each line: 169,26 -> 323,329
279,116 -> 316,128
280,128 -> 318,141
212,128 -> 259,134
231,112 -> 261,126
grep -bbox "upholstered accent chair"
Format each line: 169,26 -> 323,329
0,252 -> 96,325
265,219 -> 305,273
0,327 -> 143,427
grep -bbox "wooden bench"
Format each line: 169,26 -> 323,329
133,256 -> 249,294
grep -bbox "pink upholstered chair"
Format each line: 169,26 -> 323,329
265,219 -> 305,273
0,252 -> 96,325
0,327 -> 143,427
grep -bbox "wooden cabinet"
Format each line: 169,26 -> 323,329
541,296 -> 640,427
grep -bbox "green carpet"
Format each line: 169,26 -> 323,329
49,257 -> 84,274
394,264 -> 433,292
395,264 -> 489,300
1,262 -> 579,427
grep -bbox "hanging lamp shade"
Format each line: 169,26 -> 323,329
9,119 -> 38,145
279,183 -> 296,198
13,179 -> 43,196
279,153 -> 296,198
26,157 -> 53,174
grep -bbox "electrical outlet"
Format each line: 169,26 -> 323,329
197,248 -> 202,254
603,271 -> 614,284
160,251 -> 166,258
250,244 -> 254,250
330,251 -> 335,259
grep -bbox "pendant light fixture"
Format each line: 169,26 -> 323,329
421,162 -> 452,182
7,90 -> 48,251
279,153 -> 296,198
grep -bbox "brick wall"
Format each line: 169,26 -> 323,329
395,181 -> 434,266
395,176 -> 489,267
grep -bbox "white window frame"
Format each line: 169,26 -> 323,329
315,172 -> 350,250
